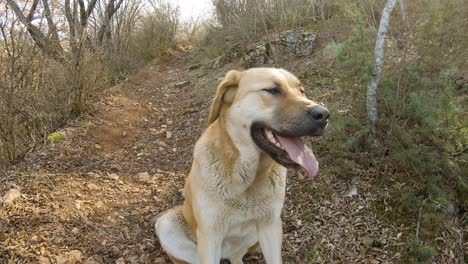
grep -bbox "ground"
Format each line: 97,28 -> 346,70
0,54 -> 462,264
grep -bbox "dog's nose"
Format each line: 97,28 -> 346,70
308,106 -> 330,125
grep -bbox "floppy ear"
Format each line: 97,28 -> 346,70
207,70 -> 242,124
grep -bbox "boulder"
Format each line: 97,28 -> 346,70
242,28 -> 317,67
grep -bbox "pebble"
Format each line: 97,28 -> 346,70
56,250 -> 82,264
87,183 -> 99,190
3,189 -> 21,205
137,172 -> 151,182
109,173 -> 120,180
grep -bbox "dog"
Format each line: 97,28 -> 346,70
155,68 -> 329,264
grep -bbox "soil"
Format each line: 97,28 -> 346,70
0,54 -> 463,263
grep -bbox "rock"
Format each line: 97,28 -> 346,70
166,131 -> 172,139
96,201 -> 104,208
360,236 -> 384,248
280,28 -> 316,56
109,173 -> 120,180
110,163 -> 122,172
94,144 -> 103,150
174,81 -> 190,88
71,227 -> 79,234
137,172 -> 151,182
243,28 -> 317,67
157,141 -> 168,147
346,186 -> 358,197
243,42 -> 275,67
115,257 -> 125,264
53,236 -> 64,245
3,189 -> 21,205
87,183 -> 99,190
38,256 -> 51,264
138,254 -> 150,263
83,255 -> 104,264
211,56 -> 223,69
56,250 -> 82,264
154,257 -> 166,263
126,255 -> 139,264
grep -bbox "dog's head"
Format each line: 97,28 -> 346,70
208,68 -> 329,179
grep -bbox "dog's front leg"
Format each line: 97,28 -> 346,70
257,218 -> 283,264
197,229 -> 223,264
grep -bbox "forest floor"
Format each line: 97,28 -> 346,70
0,53 -> 463,263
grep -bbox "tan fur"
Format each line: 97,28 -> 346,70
155,68 -> 321,264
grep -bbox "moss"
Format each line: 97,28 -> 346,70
47,132 -> 66,144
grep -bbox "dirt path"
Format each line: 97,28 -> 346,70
0,57 -> 208,263
1,56 -> 422,263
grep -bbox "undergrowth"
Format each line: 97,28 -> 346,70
322,1 -> 467,261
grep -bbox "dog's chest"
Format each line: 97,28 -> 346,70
223,169 -> 287,222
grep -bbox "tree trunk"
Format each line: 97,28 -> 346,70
367,0 -> 398,132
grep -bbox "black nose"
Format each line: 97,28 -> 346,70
308,106 -> 330,124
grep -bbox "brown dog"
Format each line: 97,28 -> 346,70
155,68 -> 329,264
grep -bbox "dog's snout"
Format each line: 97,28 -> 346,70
308,106 -> 330,125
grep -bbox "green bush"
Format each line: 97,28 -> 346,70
326,0 -> 467,260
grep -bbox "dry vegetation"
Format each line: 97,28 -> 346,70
0,0 -> 180,168
1,0 -> 467,263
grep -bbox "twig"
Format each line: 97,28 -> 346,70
416,198 -> 428,240
451,146 -> 467,157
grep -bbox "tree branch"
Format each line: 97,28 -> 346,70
41,0 -> 60,43
26,0 -> 39,22
6,0 -> 65,63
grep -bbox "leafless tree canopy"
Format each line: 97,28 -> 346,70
0,0 -> 179,166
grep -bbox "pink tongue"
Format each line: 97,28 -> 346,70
276,136 -> 319,179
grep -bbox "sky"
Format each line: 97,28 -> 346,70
174,0 -> 213,21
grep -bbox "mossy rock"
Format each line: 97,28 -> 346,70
47,132 -> 66,144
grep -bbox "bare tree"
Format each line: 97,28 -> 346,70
6,0 -> 127,115
367,0 -> 398,132
0,4 -> 43,161
6,0 -> 65,63
6,0 -> 125,63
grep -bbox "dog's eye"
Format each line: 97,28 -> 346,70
263,87 -> 282,95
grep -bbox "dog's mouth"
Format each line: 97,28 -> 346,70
251,126 -> 319,179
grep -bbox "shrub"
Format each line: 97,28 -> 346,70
324,0 -> 466,260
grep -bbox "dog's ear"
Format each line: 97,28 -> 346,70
207,70 -> 242,124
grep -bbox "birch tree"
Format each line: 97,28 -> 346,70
367,0 -> 398,131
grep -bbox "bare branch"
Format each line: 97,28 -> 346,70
26,0 -> 39,22
97,0 -> 125,43
6,0 -> 65,63
41,0 -> 60,42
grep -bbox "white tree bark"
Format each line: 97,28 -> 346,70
367,0 -> 398,131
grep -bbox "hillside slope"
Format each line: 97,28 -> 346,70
1,51 -> 463,263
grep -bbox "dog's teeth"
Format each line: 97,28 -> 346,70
266,130 -> 274,140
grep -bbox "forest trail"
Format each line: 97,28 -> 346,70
2,55 -> 418,263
